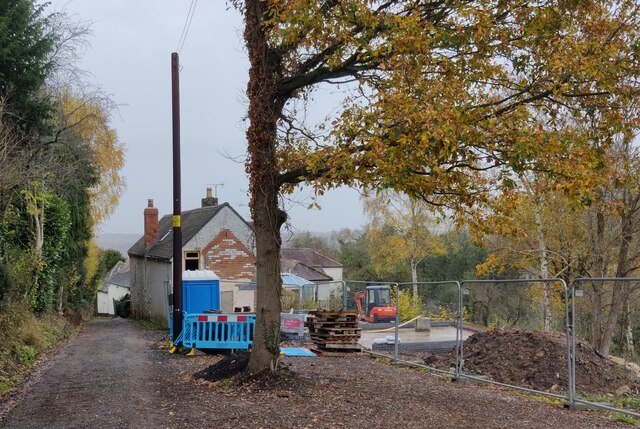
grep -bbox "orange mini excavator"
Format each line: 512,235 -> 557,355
354,285 -> 396,323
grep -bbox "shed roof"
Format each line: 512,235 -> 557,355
280,248 -> 342,269
281,258 -> 333,282
99,261 -> 130,292
128,203 -> 245,260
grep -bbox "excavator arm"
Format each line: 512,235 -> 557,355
354,291 -> 365,317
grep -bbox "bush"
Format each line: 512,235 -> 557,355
394,292 -> 425,322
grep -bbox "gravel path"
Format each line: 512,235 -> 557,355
1,318 -> 167,429
0,318 -> 631,428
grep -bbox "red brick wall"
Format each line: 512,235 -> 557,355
143,199 -> 158,248
202,229 -> 256,280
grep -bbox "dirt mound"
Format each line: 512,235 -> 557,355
435,330 -> 640,395
194,351 -> 250,382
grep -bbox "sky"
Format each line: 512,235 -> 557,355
47,0 -> 366,235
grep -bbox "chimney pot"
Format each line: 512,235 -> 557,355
201,187 -> 218,208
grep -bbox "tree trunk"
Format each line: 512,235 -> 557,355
588,206 -> 606,348
623,299 -> 636,360
599,192 -> 634,356
411,259 -> 418,297
243,0 -> 287,374
534,198 -> 553,332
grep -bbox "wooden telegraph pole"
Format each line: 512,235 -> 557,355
171,52 -> 183,340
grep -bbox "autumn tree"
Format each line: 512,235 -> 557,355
364,190 -> 444,295
585,119 -> 640,357
235,0 -> 640,373
477,187 -> 591,331
58,92 -> 125,230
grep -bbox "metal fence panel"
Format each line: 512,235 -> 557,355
459,279 -> 571,401
570,278 -> 640,416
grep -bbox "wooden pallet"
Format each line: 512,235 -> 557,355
307,310 -> 361,353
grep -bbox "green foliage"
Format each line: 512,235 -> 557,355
100,249 -> 125,273
338,233 -> 382,281
16,344 -> 37,365
393,291 -> 425,322
611,414 -> 640,426
281,288 -> 297,310
0,303 -> 77,395
419,230 -> 487,282
0,0 -> 55,133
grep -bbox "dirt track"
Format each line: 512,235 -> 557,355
0,318 -> 631,428
1,318 -> 167,429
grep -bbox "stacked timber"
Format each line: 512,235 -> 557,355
306,310 -> 361,353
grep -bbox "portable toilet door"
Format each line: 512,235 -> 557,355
182,270 -> 221,315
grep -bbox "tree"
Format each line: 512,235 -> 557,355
284,230 -> 339,260
419,229 -> 486,282
477,189 -> 590,330
586,120 -> 640,357
364,190 -> 444,295
58,92 -> 125,231
0,0 -> 55,133
235,0 -> 640,373
0,2 -> 124,316
337,231 -> 379,281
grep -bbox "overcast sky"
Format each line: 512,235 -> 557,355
47,0 -> 366,236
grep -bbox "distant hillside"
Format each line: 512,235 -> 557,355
96,233 -> 139,256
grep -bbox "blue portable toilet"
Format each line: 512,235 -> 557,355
182,270 -> 220,314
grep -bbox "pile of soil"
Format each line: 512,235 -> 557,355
432,329 -> 640,395
193,351 -> 250,381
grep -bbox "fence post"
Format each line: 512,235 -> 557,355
457,281 -> 467,378
342,281 -> 347,309
560,279 -> 574,407
454,281 -> 462,379
570,281 -> 577,405
394,282 -> 400,364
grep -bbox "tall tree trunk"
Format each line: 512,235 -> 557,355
534,198 -> 553,332
599,192 -> 634,356
411,259 -> 418,297
243,0 -> 287,374
588,206 -> 606,348
623,299 -> 636,360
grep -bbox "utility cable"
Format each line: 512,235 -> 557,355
176,0 -> 198,54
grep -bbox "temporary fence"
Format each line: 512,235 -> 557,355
459,279 -> 572,402
569,278 -> 640,416
349,277 -> 640,417
362,281 -> 461,377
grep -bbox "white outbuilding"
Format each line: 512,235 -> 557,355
97,261 -> 130,316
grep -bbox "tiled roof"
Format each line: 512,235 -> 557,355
280,248 -> 342,268
281,258 -> 333,282
99,261 -> 130,292
128,203 -> 236,260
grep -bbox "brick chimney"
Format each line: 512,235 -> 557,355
201,187 -> 218,208
144,199 -> 159,248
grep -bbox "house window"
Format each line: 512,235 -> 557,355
184,251 -> 200,271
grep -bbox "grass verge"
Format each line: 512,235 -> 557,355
0,304 -> 80,396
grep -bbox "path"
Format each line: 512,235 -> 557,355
2,318 -> 167,429
0,318 -> 629,428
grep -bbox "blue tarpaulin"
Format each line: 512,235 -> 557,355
280,347 -> 317,357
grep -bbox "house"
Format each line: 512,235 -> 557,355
96,261 -> 130,316
281,248 -> 343,302
128,189 -> 345,322
128,190 -> 256,323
